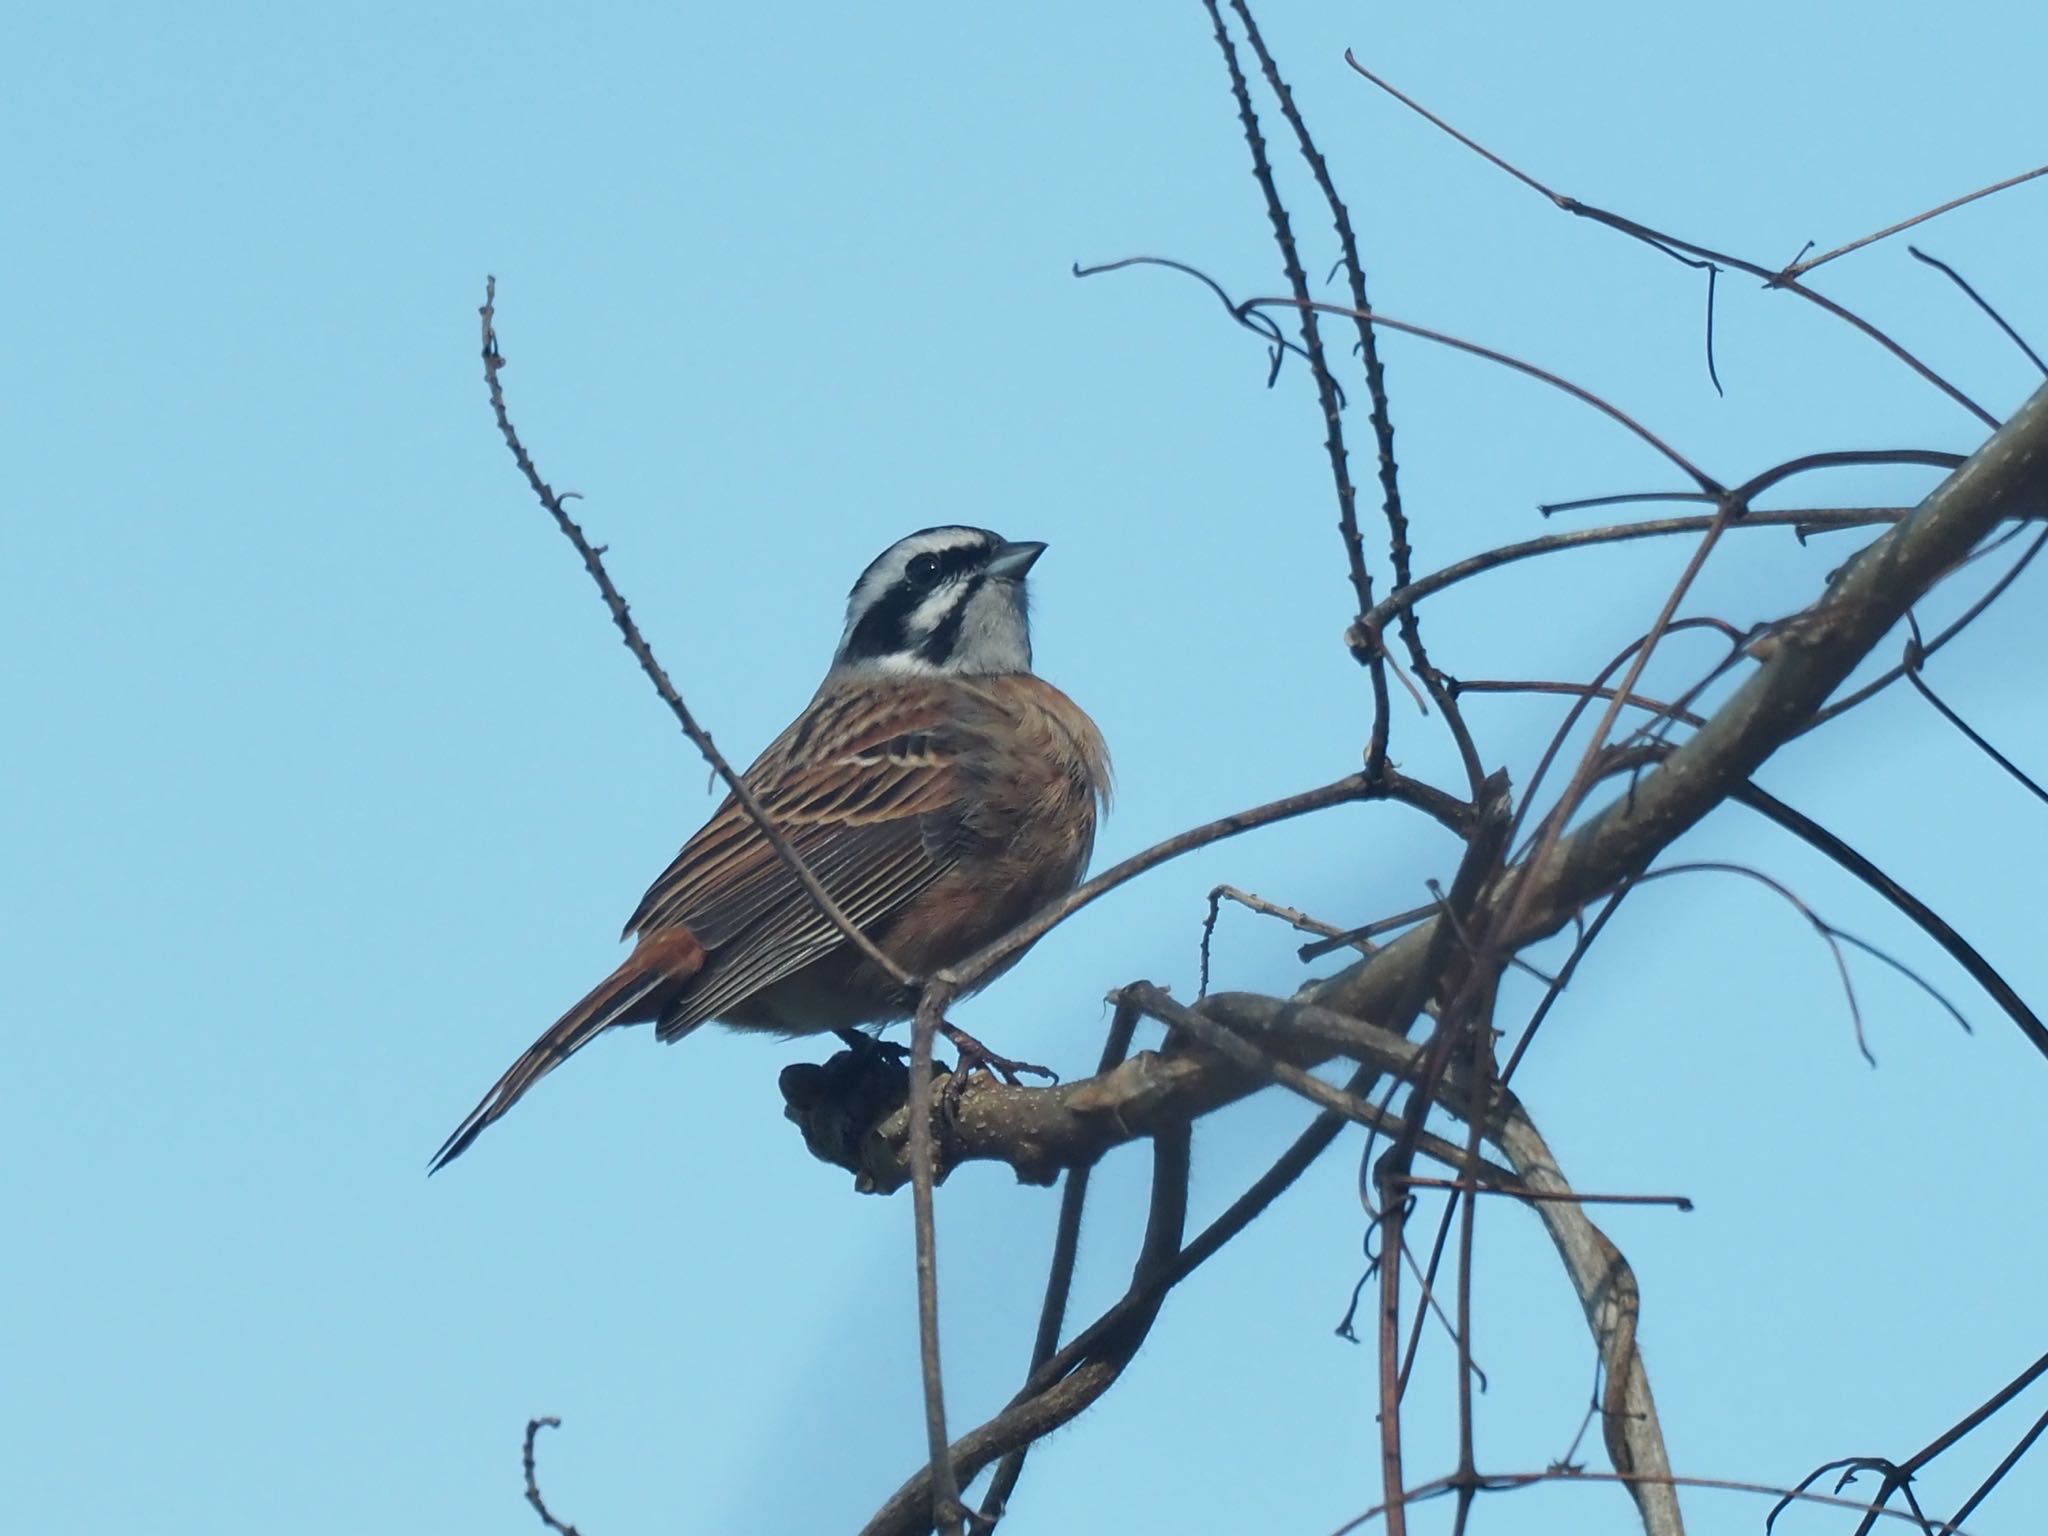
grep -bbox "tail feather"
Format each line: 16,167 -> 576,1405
429,930 -> 705,1173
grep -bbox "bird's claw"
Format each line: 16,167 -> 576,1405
939,1023 -> 1057,1093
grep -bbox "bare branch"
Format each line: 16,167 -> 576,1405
1076,257 -> 1723,495
1200,884 -> 1356,998
1328,1467 -> 1948,1535
1780,165 -> 2048,278
1940,1402 -> 2048,1534
1904,627 -> 2048,806
1120,983 -> 1518,1188
1494,1102 -> 1683,1536
789,380 -> 2048,1191
522,1419 -> 585,1536
858,1123 -> 1192,1536
1225,1 -> 1488,792
1366,507 -> 1916,635
1226,1 -> 1407,590
1781,1347 -> 2048,1536
1910,246 -> 2048,377
907,981 -> 963,1536
940,768 -> 1466,995
1732,784 -> 2045,1056
478,278 -> 912,989
1197,0 -> 1397,769
974,1000 -> 1143,1527
1810,524 -> 2048,728
1342,54 -> 1998,428
1242,294 -> 1725,495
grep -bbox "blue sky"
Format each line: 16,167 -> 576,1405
6,4 -> 2047,1532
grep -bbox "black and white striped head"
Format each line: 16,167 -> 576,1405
831,526 -> 1046,677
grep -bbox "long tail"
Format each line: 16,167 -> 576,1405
429,930 -> 705,1173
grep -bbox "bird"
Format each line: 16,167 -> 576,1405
430,525 -> 1110,1171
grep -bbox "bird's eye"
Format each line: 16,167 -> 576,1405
906,552 -> 943,588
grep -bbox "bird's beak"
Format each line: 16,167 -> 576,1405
985,540 -> 1048,580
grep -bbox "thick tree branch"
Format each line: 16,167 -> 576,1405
787,381 -> 2048,1189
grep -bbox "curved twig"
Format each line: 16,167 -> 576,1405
1075,256 -> 1720,495
522,1418 -> 585,1536
1241,294 -> 1723,496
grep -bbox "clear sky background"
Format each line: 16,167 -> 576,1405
6,4 -> 2047,1533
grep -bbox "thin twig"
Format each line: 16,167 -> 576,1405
1076,258 -> 1722,495
1453,678 -> 1701,732
1244,294 -> 1724,496
1904,623 -> 2048,805
1540,446 -> 1966,520
1810,526 -> 2048,727
1506,620 -> 1746,867
1365,507 -> 1916,634
1119,983 -> 1517,1188
974,1000 -> 1143,1529
1910,247 -> 2048,376
1778,1347 -> 2048,1536
1198,0 -> 1396,768
1376,1171 -> 1412,1536
1069,252 -> 1316,376
941,767 -> 1467,993
1366,782 -> 1515,1536
907,981 -> 963,1536
1226,0 -> 1486,792
522,1418 -> 584,1536
1938,1403 -> 2048,1534
1492,505 -> 1746,957
478,278 -> 910,988
1385,1176 -> 1475,1392
1343,54 -> 1998,428
1396,1175 -> 1691,1210
1327,1465 -> 1946,1536
1296,900 -> 1439,963
1200,884 -> 1355,998
860,1122 -> 1191,1536
1643,846 -> 1975,1053
1728,785 -> 2045,1054
1779,166 -> 2048,278
1228,1 -> 1405,578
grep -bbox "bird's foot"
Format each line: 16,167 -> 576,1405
938,1023 -> 1058,1108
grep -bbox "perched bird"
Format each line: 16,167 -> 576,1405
430,525 -> 1110,1171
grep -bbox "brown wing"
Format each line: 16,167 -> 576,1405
624,678 -> 977,1040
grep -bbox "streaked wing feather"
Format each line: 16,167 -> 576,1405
658,836 -> 940,1036
626,688 -> 961,938
621,682 -> 976,1036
